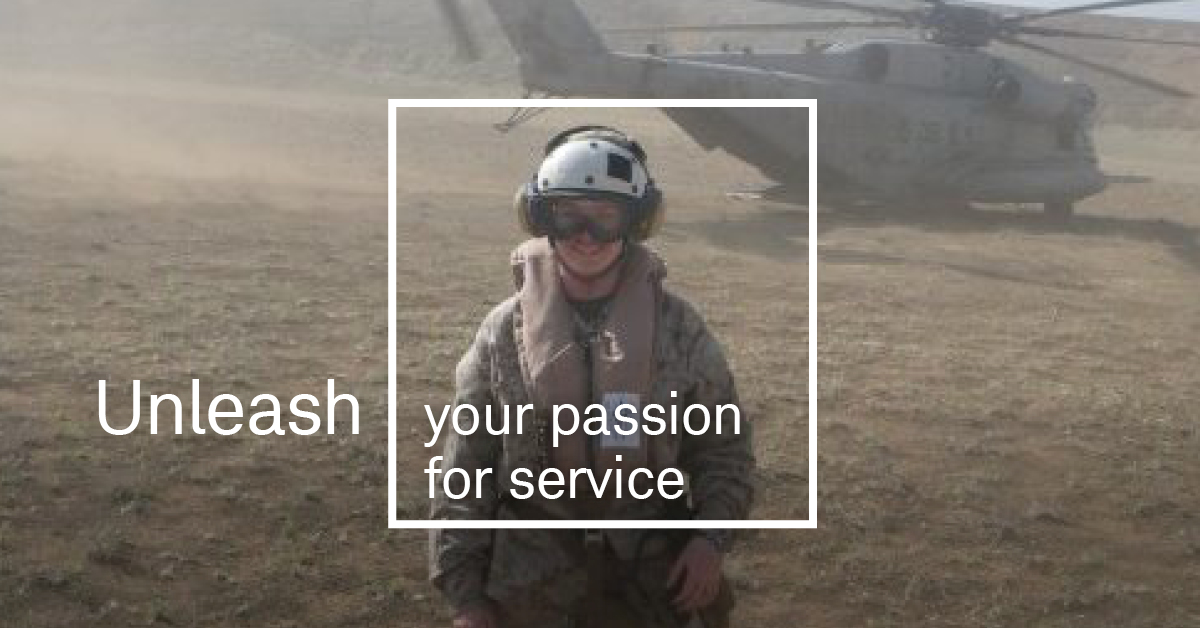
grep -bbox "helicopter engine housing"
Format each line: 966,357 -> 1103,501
989,72 -> 1096,124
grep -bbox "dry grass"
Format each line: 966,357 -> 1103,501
2,14 -> 1200,626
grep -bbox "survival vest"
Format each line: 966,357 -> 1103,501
511,238 -> 665,511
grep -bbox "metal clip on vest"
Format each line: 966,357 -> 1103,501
595,329 -> 624,363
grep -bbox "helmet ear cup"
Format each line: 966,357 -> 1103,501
631,186 -> 665,241
513,184 -> 536,236
514,180 -> 553,237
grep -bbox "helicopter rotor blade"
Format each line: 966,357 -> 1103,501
1005,0 -> 1189,23
433,0 -> 481,62
1016,24 -> 1200,48
1000,36 -> 1193,98
604,20 -> 908,35
753,0 -> 918,21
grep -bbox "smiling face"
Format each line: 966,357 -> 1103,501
550,197 -> 628,283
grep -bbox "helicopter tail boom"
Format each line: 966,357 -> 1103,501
482,0 -> 615,93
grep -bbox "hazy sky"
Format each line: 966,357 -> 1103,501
995,0 -> 1200,21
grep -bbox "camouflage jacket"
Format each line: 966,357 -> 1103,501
428,289 -> 755,613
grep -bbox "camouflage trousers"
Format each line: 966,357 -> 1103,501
493,534 -> 733,628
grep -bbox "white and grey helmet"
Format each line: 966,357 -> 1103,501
517,125 -> 664,241
534,136 -> 650,200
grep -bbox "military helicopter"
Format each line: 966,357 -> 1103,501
437,0 -> 1199,218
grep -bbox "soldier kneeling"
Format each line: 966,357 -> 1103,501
429,125 -> 755,628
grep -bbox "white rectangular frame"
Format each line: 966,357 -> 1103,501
389,99 -> 817,529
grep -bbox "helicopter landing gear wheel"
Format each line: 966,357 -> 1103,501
1044,200 -> 1074,220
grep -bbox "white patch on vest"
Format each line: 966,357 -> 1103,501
600,392 -> 642,449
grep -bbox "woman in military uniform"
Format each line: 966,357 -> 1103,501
429,125 -> 755,628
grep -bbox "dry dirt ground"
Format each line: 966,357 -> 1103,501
3,44 -> 1200,628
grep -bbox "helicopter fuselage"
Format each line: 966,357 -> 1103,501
484,0 -> 1107,210
666,40 -> 1105,203
516,39 -> 1105,205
